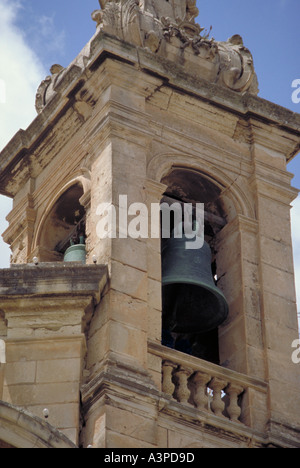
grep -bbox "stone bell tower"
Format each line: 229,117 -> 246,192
0,0 -> 299,448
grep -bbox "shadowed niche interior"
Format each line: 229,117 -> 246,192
37,184 -> 86,262
160,167 -> 231,364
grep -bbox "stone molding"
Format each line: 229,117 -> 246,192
0,401 -> 77,448
0,264 -> 108,339
0,263 -> 107,300
1,33 -> 299,198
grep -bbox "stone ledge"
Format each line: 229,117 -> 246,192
0,263 -> 108,302
267,418 -> 300,449
81,353 -> 160,412
157,395 -> 268,448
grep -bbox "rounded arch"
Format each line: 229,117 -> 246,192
33,171 -> 91,261
154,154 -> 257,367
147,152 -> 255,220
0,401 -> 76,448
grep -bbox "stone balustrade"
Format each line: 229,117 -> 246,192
162,360 -> 244,422
149,342 -> 268,426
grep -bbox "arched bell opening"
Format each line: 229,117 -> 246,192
35,184 -> 86,263
160,167 -> 234,365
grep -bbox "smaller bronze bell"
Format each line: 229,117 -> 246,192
162,231 -> 228,334
63,235 -> 86,264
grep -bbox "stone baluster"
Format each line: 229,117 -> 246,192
190,372 -> 211,410
162,361 -> 177,398
210,377 -> 227,417
162,359 -> 246,424
225,383 -> 244,422
173,366 -> 192,404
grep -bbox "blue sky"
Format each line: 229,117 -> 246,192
0,0 -> 299,308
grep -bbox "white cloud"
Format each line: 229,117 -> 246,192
0,0 -> 46,149
0,0 -> 46,267
291,195 -> 300,314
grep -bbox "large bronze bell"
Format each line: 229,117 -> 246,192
162,231 -> 229,335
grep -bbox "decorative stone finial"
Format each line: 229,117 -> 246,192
35,0 -> 258,114
91,0 -> 258,95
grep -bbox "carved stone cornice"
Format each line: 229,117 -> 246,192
1,28 -> 299,199
0,264 -> 108,340
0,263 -> 107,303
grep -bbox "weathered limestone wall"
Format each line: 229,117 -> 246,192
0,6 -> 299,446
0,264 -> 107,445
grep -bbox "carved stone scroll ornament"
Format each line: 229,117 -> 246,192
35,64 -> 65,114
35,0 -> 258,112
217,35 -> 257,93
91,0 -> 143,46
91,0 -> 258,95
